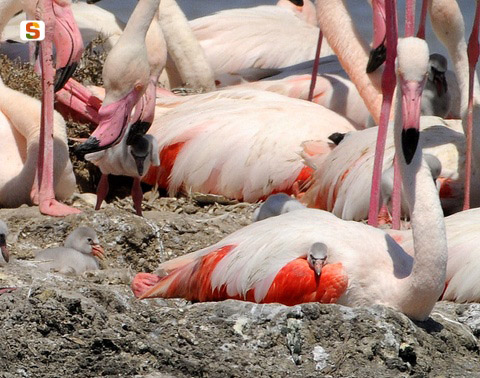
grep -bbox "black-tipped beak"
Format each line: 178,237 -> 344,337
74,136 -> 102,158
367,41 -> 387,73
54,62 -> 78,92
400,79 -> 425,165
328,132 -> 346,146
87,0 -> 102,3
289,0 -> 304,6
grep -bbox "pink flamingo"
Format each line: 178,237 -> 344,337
429,0 -> 480,209
76,0 -> 160,155
0,0 -> 83,216
301,119 -> 465,221
188,0 -> 333,78
132,38 -> 447,321
140,88 -> 356,202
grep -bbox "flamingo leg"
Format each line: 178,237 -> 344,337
463,0 -> 480,211
416,0 -> 428,39
95,174 -> 110,211
33,0 -> 81,216
307,28 -> 323,102
391,155 -> 402,229
367,0 -> 397,227
131,178 -> 144,216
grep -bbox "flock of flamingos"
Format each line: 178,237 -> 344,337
1,0 -> 480,323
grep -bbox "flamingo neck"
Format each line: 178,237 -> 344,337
146,11 -> 167,79
393,87 -> 447,320
122,0 -> 160,44
0,0 -> 22,37
159,0 -> 215,92
316,0 -> 383,124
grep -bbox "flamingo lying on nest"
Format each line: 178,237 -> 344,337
132,38 -> 448,322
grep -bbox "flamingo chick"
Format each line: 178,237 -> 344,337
132,38 -> 448,321
85,129 -> 160,216
36,227 -> 105,275
422,53 -> 451,118
0,220 -> 9,263
253,193 -> 306,222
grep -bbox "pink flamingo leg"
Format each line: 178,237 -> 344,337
391,0 -> 416,229
391,155 -> 402,229
404,0 -> 415,37
131,178 -> 144,216
95,174 -> 110,211
33,0 -> 81,217
307,29 -> 323,102
368,0 -> 398,227
463,0 -> 480,211
416,0 -> 428,39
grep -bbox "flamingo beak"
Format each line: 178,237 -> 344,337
312,260 -> 323,277
91,244 -> 106,260
52,1 -> 84,92
75,88 -> 143,155
367,0 -> 387,73
400,77 -> 426,164
134,155 -> 146,176
367,40 -> 387,73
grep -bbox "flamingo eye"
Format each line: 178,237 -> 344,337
87,238 -> 93,243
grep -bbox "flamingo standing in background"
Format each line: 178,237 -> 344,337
76,0 -> 160,156
132,38 -> 448,322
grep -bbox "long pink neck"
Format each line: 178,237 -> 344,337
316,0 -> 383,124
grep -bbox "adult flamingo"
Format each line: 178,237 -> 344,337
76,0 -> 160,155
0,0 -> 83,216
0,77 -> 76,210
132,38 -> 447,321
301,118 -> 466,221
188,0 -> 333,78
429,0 -> 480,209
141,88 -> 356,202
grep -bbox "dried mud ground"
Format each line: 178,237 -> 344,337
1,196 -> 480,378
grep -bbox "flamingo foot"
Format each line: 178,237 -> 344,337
131,273 -> 162,298
378,204 -> 392,226
39,198 -> 82,217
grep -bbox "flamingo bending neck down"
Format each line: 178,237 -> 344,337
132,38 -> 447,322
76,0 -> 161,155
